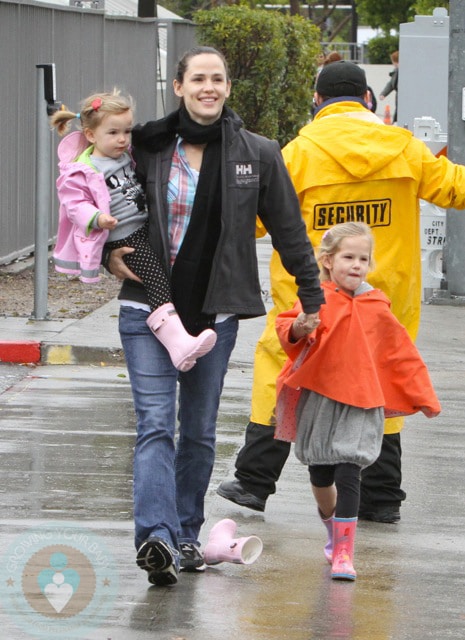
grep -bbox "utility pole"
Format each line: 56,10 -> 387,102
350,0 -> 358,61
446,0 -> 465,297
32,64 -> 60,320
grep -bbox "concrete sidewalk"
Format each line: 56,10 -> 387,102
0,295 -> 264,369
0,297 -> 124,365
0,237 -> 273,367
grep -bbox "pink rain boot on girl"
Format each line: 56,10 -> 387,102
331,517 -> 357,581
319,509 -> 334,563
146,303 -> 217,372
203,518 -> 263,566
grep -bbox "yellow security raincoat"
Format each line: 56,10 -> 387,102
251,100 -> 465,434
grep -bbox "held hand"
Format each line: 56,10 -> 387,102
291,312 -> 320,341
108,247 -> 142,282
98,213 -> 118,230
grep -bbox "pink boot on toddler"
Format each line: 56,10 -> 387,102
146,303 -> 217,372
319,509 -> 334,563
331,517 -> 357,581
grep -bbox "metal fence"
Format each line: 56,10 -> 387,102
321,41 -> 369,64
0,0 -> 195,265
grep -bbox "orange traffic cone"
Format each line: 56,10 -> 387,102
383,104 -> 392,125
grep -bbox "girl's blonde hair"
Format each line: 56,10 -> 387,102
49,88 -> 134,136
318,222 -> 375,281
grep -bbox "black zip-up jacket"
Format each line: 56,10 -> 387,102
117,111 -> 324,317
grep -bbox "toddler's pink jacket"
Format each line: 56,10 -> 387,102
53,131 -> 111,283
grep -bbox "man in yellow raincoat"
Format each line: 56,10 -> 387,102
217,60 -> 465,523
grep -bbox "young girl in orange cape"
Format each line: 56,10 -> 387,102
275,222 -> 441,581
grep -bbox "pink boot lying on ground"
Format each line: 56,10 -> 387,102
146,303 -> 217,372
204,518 -> 263,566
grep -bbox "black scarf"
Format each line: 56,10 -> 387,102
171,139 -> 222,334
132,104 -> 237,150
133,106 -> 235,333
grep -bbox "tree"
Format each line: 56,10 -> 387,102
355,0 -> 414,32
279,0 -> 356,43
306,0 -> 347,38
168,0 -> 356,44
412,0 -> 448,14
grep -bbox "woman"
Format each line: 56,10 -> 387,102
107,46 -> 324,587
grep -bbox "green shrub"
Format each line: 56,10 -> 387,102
278,14 -> 321,146
366,35 -> 400,64
195,6 -> 320,146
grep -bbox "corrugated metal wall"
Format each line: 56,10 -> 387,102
0,0 -> 195,264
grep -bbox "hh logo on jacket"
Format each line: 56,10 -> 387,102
233,162 -> 259,187
314,199 -> 392,229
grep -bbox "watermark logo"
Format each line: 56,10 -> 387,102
1,522 -> 119,638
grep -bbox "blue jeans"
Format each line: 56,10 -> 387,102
119,306 -> 238,550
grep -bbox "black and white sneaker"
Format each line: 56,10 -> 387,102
136,537 -> 180,586
179,542 -> 206,572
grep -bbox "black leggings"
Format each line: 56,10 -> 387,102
105,223 -> 172,311
309,462 -> 361,518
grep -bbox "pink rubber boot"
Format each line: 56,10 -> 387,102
146,303 -> 217,372
331,517 -> 357,581
319,509 -> 334,563
203,518 -> 263,566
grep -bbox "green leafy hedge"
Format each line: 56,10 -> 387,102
366,35 -> 399,64
195,6 -> 321,147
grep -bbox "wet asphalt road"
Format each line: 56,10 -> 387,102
0,364 -> 29,394
0,241 -> 464,639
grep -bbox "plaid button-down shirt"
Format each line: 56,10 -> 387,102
167,137 -> 199,267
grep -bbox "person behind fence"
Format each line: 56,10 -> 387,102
104,46 -> 324,587
379,50 -> 399,123
50,89 -> 216,372
275,222 -> 441,581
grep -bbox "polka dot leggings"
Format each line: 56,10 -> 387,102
105,223 -> 172,311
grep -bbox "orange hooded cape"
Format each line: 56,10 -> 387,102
275,281 -> 441,442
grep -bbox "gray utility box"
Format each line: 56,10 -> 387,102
397,8 -> 449,133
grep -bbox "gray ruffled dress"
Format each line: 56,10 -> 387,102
294,282 -> 384,469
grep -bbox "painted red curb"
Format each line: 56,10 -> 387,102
0,341 -> 41,364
